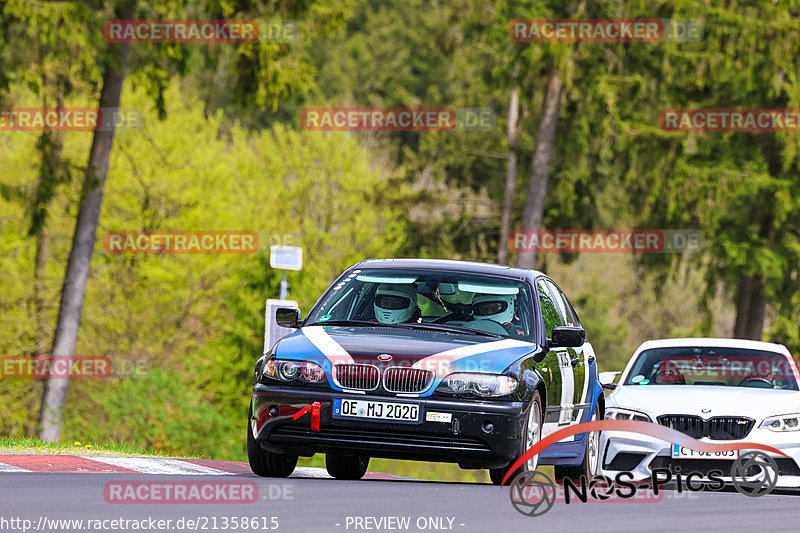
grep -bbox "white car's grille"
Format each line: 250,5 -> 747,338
657,415 -> 755,440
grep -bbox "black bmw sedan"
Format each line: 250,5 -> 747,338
248,258 -> 603,483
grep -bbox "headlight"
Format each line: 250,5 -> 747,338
606,408 -> 652,422
437,373 -> 518,397
263,359 -> 325,384
760,414 -> 800,432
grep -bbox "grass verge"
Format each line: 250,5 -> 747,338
0,437 -> 195,458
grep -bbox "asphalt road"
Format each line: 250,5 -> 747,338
1,473 -> 798,533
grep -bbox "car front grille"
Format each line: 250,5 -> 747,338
649,456 -> 800,477
332,364 -> 379,390
657,415 -> 704,439
657,415 -> 755,440
383,367 -> 434,393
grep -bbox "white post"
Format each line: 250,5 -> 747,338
279,271 -> 289,300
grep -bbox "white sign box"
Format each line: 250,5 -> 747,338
270,245 -> 303,271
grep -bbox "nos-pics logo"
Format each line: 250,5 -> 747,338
503,420 -> 782,516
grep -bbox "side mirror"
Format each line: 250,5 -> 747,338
275,307 -> 302,329
550,326 -> 585,348
599,371 -> 622,391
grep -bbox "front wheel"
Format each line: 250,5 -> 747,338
553,403 -> 601,482
247,420 -> 298,477
325,453 -> 369,480
490,390 -> 542,485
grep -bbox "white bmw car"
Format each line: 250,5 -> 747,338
599,338 -> 800,487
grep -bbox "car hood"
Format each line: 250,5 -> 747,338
273,325 -> 538,379
608,384 -> 800,419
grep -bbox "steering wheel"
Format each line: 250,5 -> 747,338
432,302 -> 472,324
738,377 -> 773,388
433,311 -> 471,324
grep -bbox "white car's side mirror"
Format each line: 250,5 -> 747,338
599,371 -> 622,391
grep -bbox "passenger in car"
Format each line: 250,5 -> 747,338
471,294 -> 525,336
373,284 -> 421,324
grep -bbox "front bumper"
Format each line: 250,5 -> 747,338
250,384 -> 526,469
599,429 -> 800,488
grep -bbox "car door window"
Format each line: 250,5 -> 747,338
538,278 -> 578,425
544,279 -> 588,421
544,280 -> 577,328
536,279 -> 564,337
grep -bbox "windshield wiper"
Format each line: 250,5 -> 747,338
393,322 -> 504,338
305,320 -> 381,327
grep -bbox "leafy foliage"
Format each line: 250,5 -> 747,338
1,0 -> 799,473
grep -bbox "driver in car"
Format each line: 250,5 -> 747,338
471,294 -> 525,336
373,284 -> 421,324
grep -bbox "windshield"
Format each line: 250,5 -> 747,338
624,346 -> 799,390
305,268 -> 534,340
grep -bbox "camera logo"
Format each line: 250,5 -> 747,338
731,451 -> 779,497
508,471 -> 556,517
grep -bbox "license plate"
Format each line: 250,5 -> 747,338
671,444 -> 738,459
333,398 -> 419,422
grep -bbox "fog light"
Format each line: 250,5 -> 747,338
482,421 -> 494,434
268,405 -> 279,417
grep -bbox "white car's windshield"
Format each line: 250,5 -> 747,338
305,268 -> 534,340
624,346 -> 800,390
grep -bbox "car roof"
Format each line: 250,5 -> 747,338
352,258 -> 544,281
636,337 -> 791,356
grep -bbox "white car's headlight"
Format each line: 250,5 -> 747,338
760,414 -> 800,432
606,407 -> 652,422
437,373 -> 518,397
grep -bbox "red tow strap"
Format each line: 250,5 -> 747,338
292,402 -> 321,432
311,401 -> 321,432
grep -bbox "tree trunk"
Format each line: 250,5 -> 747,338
38,41 -> 130,442
733,273 -> 767,340
31,55 -> 68,355
497,60 -> 521,265
33,228 -> 49,354
517,71 -> 563,269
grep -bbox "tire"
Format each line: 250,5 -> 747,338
490,390 -> 543,485
247,420 -> 298,477
325,452 -> 369,480
553,402 -> 601,482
